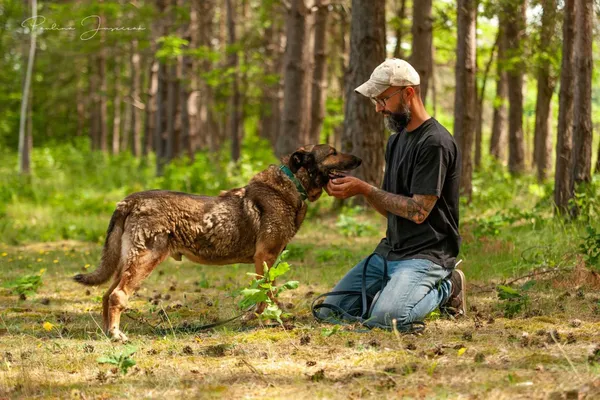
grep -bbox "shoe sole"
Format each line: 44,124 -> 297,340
455,268 -> 467,317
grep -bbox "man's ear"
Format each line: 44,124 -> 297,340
290,150 -> 315,173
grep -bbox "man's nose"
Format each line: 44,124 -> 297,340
375,103 -> 385,113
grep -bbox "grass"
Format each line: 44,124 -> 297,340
1,214 -> 600,399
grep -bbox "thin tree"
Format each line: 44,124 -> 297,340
554,0 -> 577,214
504,0 -> 526,174
393,0 -> 407,59
411,0 -> 433,104
18,0 -> 37,174
226,0 -> 241,161
533,0 -> 558,182
490,24 -> 508,162
276,0 -> 308,157
475,33 -> 498,168
571,0 -> 593,186
343,0 -> 386,188
308,0 -> 328,145
453,0 -> 477,199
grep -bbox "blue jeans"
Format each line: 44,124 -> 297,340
317,255 -> 452,330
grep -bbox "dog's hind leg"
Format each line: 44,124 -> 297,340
106,235 -> 169,341
102,275 -> 121,332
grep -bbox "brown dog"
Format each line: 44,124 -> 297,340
74,144 -> 361,341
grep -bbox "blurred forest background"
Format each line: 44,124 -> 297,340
0,0 -> 599,243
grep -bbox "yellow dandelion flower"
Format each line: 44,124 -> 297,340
84,264 -> 91,269
18,256 -> 23,260
37,258 -> 42,262
39,268 -> 46,275
43,322 -> 54,331
53,259 -> 59,264
1,252 -> 7,257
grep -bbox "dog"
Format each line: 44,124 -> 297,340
74,144 -> 362,341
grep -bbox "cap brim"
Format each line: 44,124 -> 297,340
354,80 -> 389,98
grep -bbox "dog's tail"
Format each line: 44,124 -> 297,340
73,203 -> 128,286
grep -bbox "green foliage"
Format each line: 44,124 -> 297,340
335,206 -> 377,237
580,226 -> 600,270
97,345 -> 137,375
238,251 -> 298,325
496,284 -> 530,318
4,268 -> 45,297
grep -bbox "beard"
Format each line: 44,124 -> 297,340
384,104 -> 411,133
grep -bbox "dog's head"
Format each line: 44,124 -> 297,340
286,144 -> 362,201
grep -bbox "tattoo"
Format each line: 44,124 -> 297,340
366,187 -> 438,224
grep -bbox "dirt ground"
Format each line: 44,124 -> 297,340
1,234 -> 600,399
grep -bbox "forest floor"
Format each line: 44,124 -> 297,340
1,215 -> 600,399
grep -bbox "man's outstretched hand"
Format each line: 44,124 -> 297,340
326,176 -> 371,200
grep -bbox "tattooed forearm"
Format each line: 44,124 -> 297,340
365,187 -> 438,224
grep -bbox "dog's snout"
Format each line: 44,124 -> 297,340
354,156 -> 362,167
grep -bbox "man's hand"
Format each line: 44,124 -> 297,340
326,176 -> 370,199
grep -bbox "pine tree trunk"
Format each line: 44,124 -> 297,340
98,31 -> 108,153
554,0 -> 577,214
18,0 -> 36,174
533,0 -> 557,182
505,1 -> 526,174
308,0 -> 328,145
453,0 -> 477,199
112,59 -> 122,155
343,0 -> 386,188
393,0 -> 406,59
411,0 -> 433,104
226,0 -> 241,161
276,0 -> 308,157
475,33 -> 498,169
490,24 -> 508,162
130,40 -> 142,157
572,0 -> 593,185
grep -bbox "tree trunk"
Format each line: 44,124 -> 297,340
18,0 -> 36,174
98,30 -> 108,153
490,24 -> 508,162
112,59 -> 122,155
343,0 -> 386,188
130,40 -> 143,157
226,0 -> 241,161
475,33 -> 498,169
144,60 -> 158,157
308,0 -> 328,145
276,0 -> 308,157
505,1 -> 526,174
393,0 -> 406,59
165,63 -> 177,164
533,0 -> 557,182
554,0 -> 576,214
411,0 -> 433,104
572,0 -> 593,186
453,0 -> 477,199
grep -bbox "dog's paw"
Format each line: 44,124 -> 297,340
109,329 -> 129,343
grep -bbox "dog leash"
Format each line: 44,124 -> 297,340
311,253 -> 426,333
151,304 -> 257,335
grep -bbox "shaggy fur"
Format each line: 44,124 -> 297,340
74,144 -> 361,341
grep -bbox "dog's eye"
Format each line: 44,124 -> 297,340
332,150 -> 337,156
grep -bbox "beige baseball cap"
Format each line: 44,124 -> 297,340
355,58 -> 420,98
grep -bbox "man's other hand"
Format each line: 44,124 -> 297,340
326,176 -> 370,199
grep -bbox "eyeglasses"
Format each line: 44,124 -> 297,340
370,87 -> 405,108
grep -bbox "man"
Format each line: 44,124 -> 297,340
319,59 -> 465,331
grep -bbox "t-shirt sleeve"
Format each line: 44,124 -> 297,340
410,142 -> 449,197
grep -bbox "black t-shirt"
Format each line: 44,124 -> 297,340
374,118 -> 461,269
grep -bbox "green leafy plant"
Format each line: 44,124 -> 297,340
238,250 -> 299,324
4,268 -> 45,296
97,345 -> 137,375
336,213 -> 377,238
496,285 -> 530,318
579,226 -> 600,270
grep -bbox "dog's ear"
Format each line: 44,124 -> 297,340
290,150 -> 315,173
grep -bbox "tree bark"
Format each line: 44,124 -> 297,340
112,59 -> 122,155
533,0 -> 557,182
308,0 -> 328,145
98,27 -> 108,153
276,0 -> 308,157
130,40 -> 143,157
393,0 -> 406,59
411,0 -> 433,104
453,0 -> 477,199
343,0 -> 386,188
504,0 -> 526,174
226,0 -> 241,161
572,0 -> 593,186
554,0 -> 577,214
18,0 -> 36,174
490,24 -> 508,162
475,33 -> 498,169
